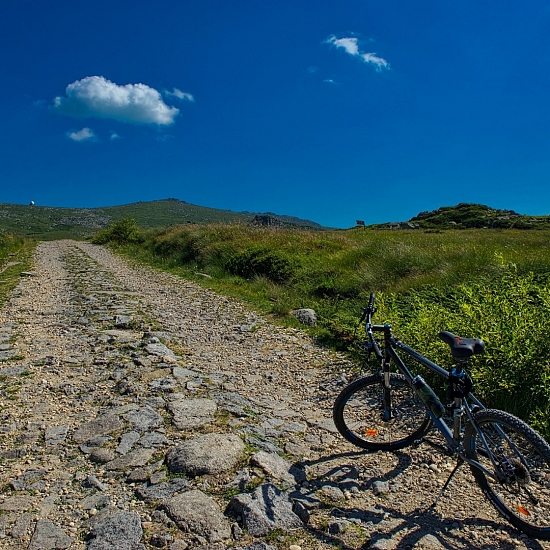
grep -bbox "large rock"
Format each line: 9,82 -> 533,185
29,519 -> 73,550
229,483 -> 303,536
291,308 -> 317,327
73,415 -> 123,444
123,406 -> 164,432
86,511 -> 145,550
167,395 -> 217,430
166,433 -> 244,476
162,490 -> 231,542
250,451 -> 306,485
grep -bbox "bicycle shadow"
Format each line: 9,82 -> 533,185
302,448 -> 412,484
304,502 -> 547,550
298,450 -> 548,550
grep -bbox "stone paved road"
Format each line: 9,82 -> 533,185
0,240 -> 547,550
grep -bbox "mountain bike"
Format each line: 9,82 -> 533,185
333,293 -> 550,539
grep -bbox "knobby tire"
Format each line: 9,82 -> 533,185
464,409 -> 550,539
333,372 -> 432,451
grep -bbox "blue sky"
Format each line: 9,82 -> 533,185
1,1 -> 550,228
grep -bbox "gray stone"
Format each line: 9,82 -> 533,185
139,432 -> 170,447
320,485 -> 345,501
10,468 -> 48,491
86,511 -> 145,550
372,480 -> 390,495
80,436 -> 113,454
116,431 -> 140,454
29,519 -> 73,550
172,367 -> 199,381
10,512 -> 33,539
104,447 -> 155,471
45,425 -> 69,446
136,478 -> 189,502
115,315 -> 132,328
166,433 -> 244,476
166,395 -> 217,430
80,493 -> 111,510
145,342 -> 177,357
123,406 -> 164,432
73,415 -> 123,444
0,365 -> 30,376
250,451 -> 306,485
149,376 -> 178,392
291,308 -> 317,327
90,448 -> 116,464
229,483 -> 303,536
162,490 -> 231,543
84,475 -> 109,492
0,496 -> 35,511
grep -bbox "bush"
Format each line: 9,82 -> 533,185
225,247 -> 294,283
92,218 -> 143,245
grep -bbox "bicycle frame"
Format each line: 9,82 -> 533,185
369,322 -> 502,482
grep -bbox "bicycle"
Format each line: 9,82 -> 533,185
333,292 -> 550,539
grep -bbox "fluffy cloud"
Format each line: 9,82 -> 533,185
165,88 -> 195,102
67,127 -> 96,142
54,76 -> 179,125
326,35 -> 389,71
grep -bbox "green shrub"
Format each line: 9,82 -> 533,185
225,247 -> 294,283
92,218 -> 143,245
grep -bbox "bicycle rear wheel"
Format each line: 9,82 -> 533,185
333,372 -> 432,451
464,409 -> 550,539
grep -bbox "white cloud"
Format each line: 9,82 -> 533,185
165,88 -> 195,102
53,76 -> 179,125
110,132 -> 121,141
362,52 -> 389,71
327,36 -> 360,56
326,34 -> 390,72
67,127 -> 96,142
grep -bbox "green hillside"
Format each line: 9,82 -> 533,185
0,199 -> 324,240
373,203 -> 550,230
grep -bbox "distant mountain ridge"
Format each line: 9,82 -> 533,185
0,198 -> 325,240
372,203 -> 550,230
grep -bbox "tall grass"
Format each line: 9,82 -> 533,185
97,222 -> 550,438
0,232 -> 35,306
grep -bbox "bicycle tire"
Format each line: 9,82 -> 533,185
333,372 -> 432,451
464,409 -> 550,539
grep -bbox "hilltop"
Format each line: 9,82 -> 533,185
372,203 -> 550,230
0,199 -> 325,240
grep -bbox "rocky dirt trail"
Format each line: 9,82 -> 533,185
0,240 -> 547,550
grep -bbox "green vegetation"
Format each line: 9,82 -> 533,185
0,199 -> 324,240
96,220 -> 550,439
375,203 -> 550,230
0,232 -> 35,306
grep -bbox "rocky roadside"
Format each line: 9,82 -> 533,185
0,240 -> 547,550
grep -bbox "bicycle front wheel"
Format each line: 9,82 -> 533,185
333,372 -> 432,451
464,409 -> 550,539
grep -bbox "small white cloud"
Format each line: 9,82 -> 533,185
54,76 -> 179,125
165,88 -> 194,102
326,34 -> 390,72
323,79 -> 337,84
362,52 -> 389,71
67,127 -> 96,142
327,36 -> 360,56
110,132 -> 121,141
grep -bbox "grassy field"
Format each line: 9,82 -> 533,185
0,233 -> 35,307
95,220 -> 550,438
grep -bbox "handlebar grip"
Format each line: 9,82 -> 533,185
367,292 -> 376,311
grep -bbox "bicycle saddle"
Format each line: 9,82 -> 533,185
438,331 -> 485,359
